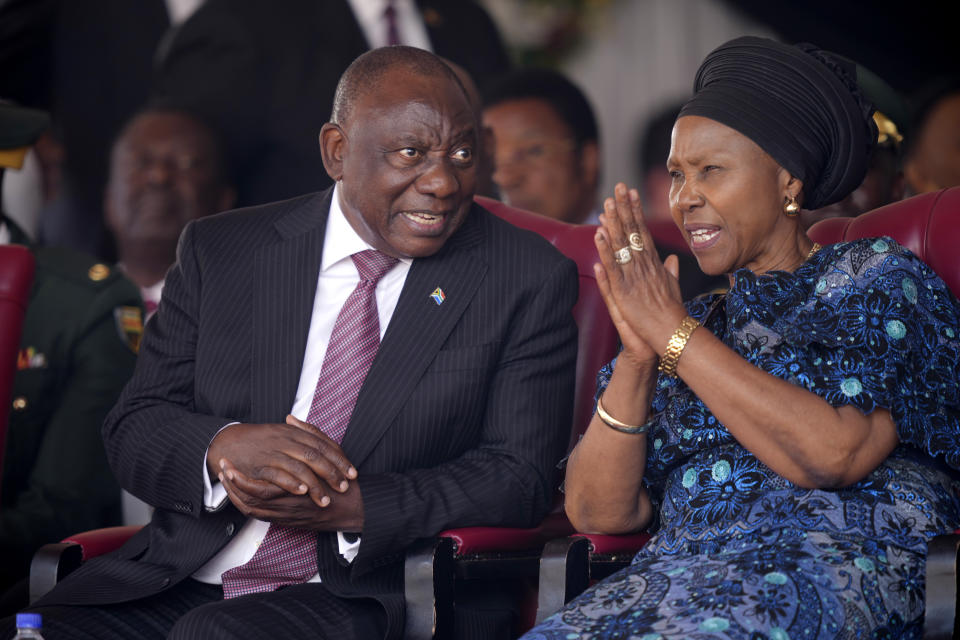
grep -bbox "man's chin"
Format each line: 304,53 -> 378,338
380,234 -> 452,259
386,224 -> 468,259
123,227 -> 184,247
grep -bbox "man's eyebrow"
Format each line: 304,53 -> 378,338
450,125 -> 477,143
391,134 -> 424,146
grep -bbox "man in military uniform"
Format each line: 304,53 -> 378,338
0,103 -> 142,599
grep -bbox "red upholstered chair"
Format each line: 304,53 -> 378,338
0,244 -> 36,498
29,525 -> 143,603
534,187 -> 960,632
403,196 -> 619,639
807,187 -> 960,297
808,186 -> 960,640
29,197 -> 621,638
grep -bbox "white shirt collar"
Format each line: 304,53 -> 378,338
322,183 -> 412,272
141,279 -> 165,305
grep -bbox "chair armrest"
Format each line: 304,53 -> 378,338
924,532 -> 960,640
572,532 -> 651,555
62,525 -> 142,560
536,531 -> 652,624
404,537 -> 455,640
436,512 -> 575,556
29,542 -> 82,604
403,513 -> 574,639
536,537 -> 590,624
28,525 -> 142,604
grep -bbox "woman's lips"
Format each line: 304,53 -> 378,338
685,225 -> 722,251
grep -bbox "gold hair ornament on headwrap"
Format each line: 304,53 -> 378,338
872,111 -> 903,147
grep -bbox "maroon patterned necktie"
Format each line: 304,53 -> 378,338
221,250 -> 398,598
384,0 -> 401,46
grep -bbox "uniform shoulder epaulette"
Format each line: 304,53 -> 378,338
33,246 -> 125,290
30,247 -> 143,353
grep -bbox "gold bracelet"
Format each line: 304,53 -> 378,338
596,393 -> 649,434
657,315 -> 700,378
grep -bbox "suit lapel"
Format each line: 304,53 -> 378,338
342,207 -> 486,466
249,190 -> 332,423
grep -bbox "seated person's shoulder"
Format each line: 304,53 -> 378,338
30,248 -> 143,353
819,237 -> 953,306
33,247 -> 140,308
828,236 -> 930,277
188,191 -> 325,245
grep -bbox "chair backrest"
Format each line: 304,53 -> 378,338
475,196 -> 619,451
0,244 -> 36,497
808,187 -> 960,298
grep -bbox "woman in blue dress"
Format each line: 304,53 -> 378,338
523,37 -> 960,639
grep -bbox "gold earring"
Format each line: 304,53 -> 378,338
783,195 -> 800,216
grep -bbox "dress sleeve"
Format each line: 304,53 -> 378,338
796,238 -> 960,469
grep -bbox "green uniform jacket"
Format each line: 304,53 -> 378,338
1,221 -> 142,589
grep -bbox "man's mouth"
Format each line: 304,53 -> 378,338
402,211 -> 447,229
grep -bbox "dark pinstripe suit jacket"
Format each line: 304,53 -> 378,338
37,188 -> 578,637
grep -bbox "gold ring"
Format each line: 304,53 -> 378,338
628,232 -> 644,252
614,246 -> 632,265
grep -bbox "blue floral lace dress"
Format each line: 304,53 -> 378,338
524,238 -> 960,640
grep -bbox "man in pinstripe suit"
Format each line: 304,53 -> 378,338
6,47 -> 578,639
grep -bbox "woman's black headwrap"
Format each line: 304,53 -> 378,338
678,36 -> 877,210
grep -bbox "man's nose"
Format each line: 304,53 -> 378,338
417,159 -> 459,199
143,157 -> 175,184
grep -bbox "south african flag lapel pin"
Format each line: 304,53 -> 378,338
430,287 -> 446,305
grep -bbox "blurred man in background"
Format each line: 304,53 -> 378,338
482,68 -> 601,225
105,107 -> 234,320
904,80 -> 960,196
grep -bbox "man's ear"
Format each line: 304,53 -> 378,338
319,123 -> 346,182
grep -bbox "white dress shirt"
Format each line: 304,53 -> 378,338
140,280 -> 164,322
192,184 -> 412,584
346,0 -> 432,50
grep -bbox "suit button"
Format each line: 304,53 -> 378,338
12,396 -> 27,411
161,578 -> 170,588
226,523 -> 236,536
